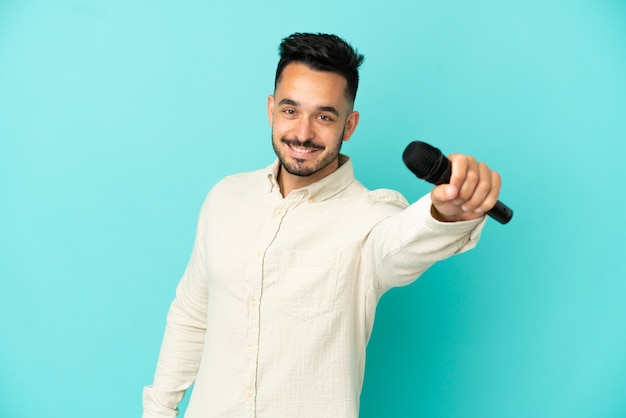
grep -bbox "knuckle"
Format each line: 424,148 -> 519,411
465,169 -> 479,183
492,171 -> 501,186
482,195 -> 498,212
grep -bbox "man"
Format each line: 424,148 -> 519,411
143,33 -> 501,418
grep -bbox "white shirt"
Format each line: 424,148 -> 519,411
143,155 -> 485,418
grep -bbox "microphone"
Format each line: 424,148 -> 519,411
402,141 -> 513,224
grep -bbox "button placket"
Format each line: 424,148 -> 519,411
243,203 -> 291,416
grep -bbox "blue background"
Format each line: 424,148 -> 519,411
1,1 -> 625,417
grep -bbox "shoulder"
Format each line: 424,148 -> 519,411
350,188 -> 410,228
210,167 -> 268,195
341,177 -> 408,209
197,167 -> 269,213
339,179 -> 409,215
365,188 -> 409,209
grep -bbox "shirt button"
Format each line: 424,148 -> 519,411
246,390 -> 253,398
247,346 -> 255,353
249,299 -> 257,308
308,197 -> 315,203
275,209 -> 283,217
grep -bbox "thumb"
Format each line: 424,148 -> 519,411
431,184 -> 458,205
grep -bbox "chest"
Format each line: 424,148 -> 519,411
203,196 -> 374,301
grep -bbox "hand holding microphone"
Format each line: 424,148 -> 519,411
403,141 -> 513,224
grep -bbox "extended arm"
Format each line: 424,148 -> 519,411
369,152 -> 499,290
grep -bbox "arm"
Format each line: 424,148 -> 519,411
142,198 -> 211,418
368,152 -> 499,290
367,194 -> 485,291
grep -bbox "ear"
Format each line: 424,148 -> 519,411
267,95 -> 275,126
342,111 -> 360,141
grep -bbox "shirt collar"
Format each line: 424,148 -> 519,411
264,154 -> 355,202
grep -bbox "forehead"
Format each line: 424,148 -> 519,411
275,63 -> 349,108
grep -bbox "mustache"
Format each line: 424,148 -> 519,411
281,137 -> 325,151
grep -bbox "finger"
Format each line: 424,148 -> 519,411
455,156 -> 480,204
460,162 -> 492,212
448,154 -> 468,191
431,183 -> 459,206
477,170 -> 502,213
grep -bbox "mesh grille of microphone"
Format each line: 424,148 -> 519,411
402,141 -> 444,180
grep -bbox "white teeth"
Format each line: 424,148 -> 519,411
292,145 -> 315,153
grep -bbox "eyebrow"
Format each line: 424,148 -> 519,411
278,98 -> 340,117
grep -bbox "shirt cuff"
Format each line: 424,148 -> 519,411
142,385 -> 181,418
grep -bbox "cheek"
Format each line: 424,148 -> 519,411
271,115 -> 288,129
271,123 -> 286,139
271,120 -> 291,142
273,118 -> 301,137
328,125 -> 347,142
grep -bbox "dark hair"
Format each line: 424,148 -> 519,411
274,33 -> 365,104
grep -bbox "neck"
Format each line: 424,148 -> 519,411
276,166 -> 303,198
277,159 -> 340,197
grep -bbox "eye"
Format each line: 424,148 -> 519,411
282,108 -> 296,115
318,114 -> 334,122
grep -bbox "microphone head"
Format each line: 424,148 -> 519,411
402,141 -> 450,185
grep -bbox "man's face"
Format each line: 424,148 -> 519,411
268,63 -> 359,188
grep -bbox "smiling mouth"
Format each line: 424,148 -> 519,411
290,144 -> 317,154
282,139 -> 324,155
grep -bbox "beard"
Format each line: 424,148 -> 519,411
271,132 -> 344,178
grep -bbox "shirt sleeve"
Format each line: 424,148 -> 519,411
365,192 -> 486,292
142,196 -> 212,418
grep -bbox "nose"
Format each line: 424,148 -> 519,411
295,117 -> 315,141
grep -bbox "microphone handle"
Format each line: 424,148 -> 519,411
486,200 -> 513,224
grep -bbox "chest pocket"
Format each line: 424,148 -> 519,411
277,249 -> 340,320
